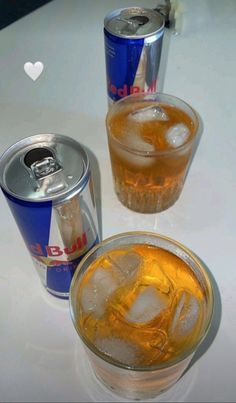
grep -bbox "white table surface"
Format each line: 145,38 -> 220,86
0,1 -> 236,402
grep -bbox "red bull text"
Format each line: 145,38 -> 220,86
104,7 -> 165,104
0,134 -> 99,298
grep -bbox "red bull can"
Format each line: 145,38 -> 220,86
104,7 -> 165,104
0,134 -> 100,298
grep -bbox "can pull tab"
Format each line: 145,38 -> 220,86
116,16 -> 149,34
118,15 -> 149,27
24,148 -> 67,194
31,156 -> 62,179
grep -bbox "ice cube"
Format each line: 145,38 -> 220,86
80,267 -> 118,317
129,105 -> 169,122
126,286 -> 168,324
95,337 -> 139,366
165,123 -> 190,148
170,291 -> 200,337
126,132 -> 155,153
116,131 -> 155,168
108,250 -> 142,284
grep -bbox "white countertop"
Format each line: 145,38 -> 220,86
0,1 -> 236,401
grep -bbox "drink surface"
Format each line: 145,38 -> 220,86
106,101 -> 197,212
77,244 -> 206,368
107,102 -> 196,152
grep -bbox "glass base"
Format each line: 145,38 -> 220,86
94,369 -> 178,401
114,179 -> 183,213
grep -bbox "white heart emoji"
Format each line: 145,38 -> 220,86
24,61 -> 44,81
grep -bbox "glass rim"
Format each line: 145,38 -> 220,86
69,231 -> 214,372
106,92 -> 200,157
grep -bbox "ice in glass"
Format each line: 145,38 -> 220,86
106,93 -> 199,213
70,232 -> 213,400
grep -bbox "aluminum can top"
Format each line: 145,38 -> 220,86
0,133 -> 89,203
104,7 -> 164,39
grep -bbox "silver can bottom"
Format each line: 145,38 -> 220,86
46,287 -> 69,299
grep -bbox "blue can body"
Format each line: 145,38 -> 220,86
4,192 -> 99,298
104,8 -> 165,103
0,134 -> 100,299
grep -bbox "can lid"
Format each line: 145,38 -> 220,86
0,134 -> 89,203
104,7 -> 164,39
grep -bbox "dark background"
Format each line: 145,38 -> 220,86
0,0 -> 53,30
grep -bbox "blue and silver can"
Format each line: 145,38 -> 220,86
104,7 -> 165,104
0,134 -> 99,298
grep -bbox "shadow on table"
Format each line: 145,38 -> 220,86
182,255 -> 222,376
193,112 -> 204,159
157,26 -> 204,185
184,111 -> 204,183
82,145 -> 103,241
158,27 -> 172,92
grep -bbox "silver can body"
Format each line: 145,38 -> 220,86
104,7 -> 165,104
0,134 -> 100,298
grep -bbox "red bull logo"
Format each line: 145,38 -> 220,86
107,79 -> 157,99
29,232 -> 87,257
